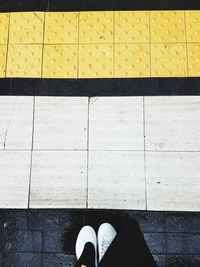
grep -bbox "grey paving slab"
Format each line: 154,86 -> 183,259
33,97 -> 88,150
146,151 -> 200,211
1,253 -> 42,267
166,233 -> 200,254
128,211 -> 165,232
0,96 -> 33,150
144,233 -> 165,254
43,231 -> 64,253
42,254 -> 76,267
165,254 -> 200,267
166,212 -> 200,233
89,97 -> 144,150
145,96 -> 200,151
88,150 -> 146,210
30,151 -> 87,208
28,210 -> 83,231
0,151 -> 31,209
2,231 -> 42,252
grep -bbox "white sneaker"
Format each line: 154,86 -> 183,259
97,223 -> 117,262
75,225 -> 97,266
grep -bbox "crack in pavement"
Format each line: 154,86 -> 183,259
3,101 -> 17,150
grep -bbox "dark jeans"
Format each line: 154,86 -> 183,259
76,218 -> 157,267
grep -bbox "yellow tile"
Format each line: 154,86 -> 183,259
79,11 -> 113,43
44,12 -> 78,44
7,45 -> 42,78
42,45 -> 78,78
0,13 -> 9,44
115,11 -> 149,43
186,11 -> 200,42
114,44 -> 150,77
151,44 -> 187,77
150,11 -> 185,43
188,43 -> 200,77
9,12 -> 44,43
79,44 -> 113,78
0,45 -> 7,78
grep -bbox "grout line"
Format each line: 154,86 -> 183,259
1,149 -> 200,153
184,10 -> 189,77
164,212 -> 167,267
0,250 -> 198,256
113,11 -> 115,78
5,12 -> 11,78
28,96 -> 35,208
41,231 -> 44,267
142,150 -> 200,153
149,11 -> 152,77
143,96 -> 147,210
86,98 -> 90,208
77,12 -> 80,79
9,78 -> 12,95
40,12 -> 46,78
5,41 -> 196,45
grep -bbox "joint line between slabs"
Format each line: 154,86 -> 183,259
41,12 -> 46,78
28,96 -> 35,208
143,96 -> 147,210
113,11 -> 115,78
184,10 -> 189,77
77,12 -> 80,78
86,98 -> 90,208
148,11 -> 152,77
5,13 -> 11,78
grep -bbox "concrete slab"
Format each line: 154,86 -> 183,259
0,96 -> 33,150
33,97 -> 88,150
88,150 -> 146,209
30,150 -> 87,208
145,96 -> 200,151
146,151 -> 200,211
0,150 -> 31,208
89,97 -> 144,150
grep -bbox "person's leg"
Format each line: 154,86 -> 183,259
75,242 -> 96,267
99,218 -> 157,267
75,226 -> 97,267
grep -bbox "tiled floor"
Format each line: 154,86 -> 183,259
1,11 -> 200,78
0,210 -> 200,267
0,95 -> 200,211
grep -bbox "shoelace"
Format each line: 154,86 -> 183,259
100,240 -> 111,258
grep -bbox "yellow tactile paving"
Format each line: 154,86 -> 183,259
187,43 -> 200,77
7,45 -> 42,77
44,12 -> 78,44
79,44 -> 113,78
0,13 -> 9,44
115,11 -> 149,43
114,44 -> 150,77
0,45 -> 7,78
1,10 -> 200,78
79,11 -> 113,43
9,12 -> 44,44
185,11 -> 200,42
43,45 -> 78,78
151,44 -> 187,77
150,11 -> 185,43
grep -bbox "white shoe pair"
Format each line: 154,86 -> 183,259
75,223 -> 117,266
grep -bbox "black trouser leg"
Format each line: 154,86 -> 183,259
75,242 -> 96,267
99,218 -> 157,267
